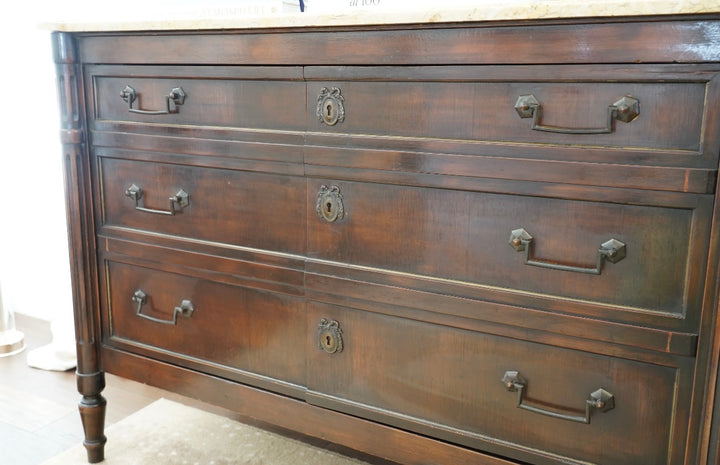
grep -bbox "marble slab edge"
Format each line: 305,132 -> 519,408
41,0 -> 720,32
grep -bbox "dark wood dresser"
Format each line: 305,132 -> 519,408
54,12 -> 720,465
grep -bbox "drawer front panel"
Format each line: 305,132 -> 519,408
307,302 -> 681,465
308,76 -> 709,154
104,259 -> 306,386
308,180 -> 706,319
99,157 -> 306,253
90,67 -> 306,131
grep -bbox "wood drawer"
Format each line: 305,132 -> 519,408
98,157 -> 306,254
102,258 -> 306,390
306,65 -> 720,159
88,65 -> 306,132
306,302 -> 686,465
307,179 -> 710,322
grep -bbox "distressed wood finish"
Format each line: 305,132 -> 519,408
56,14 -> 720,465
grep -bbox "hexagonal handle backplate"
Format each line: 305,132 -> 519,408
514,94 -> 639,134
509,228 -> 626,275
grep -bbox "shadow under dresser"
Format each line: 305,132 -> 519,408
53,11 -> 720,465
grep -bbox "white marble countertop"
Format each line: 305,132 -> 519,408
43,0 -> 720,32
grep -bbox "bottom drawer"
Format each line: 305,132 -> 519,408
307,302 -> 683,465
103,259 -> 306,389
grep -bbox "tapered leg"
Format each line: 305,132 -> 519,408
78,372 -> 107,463
79,396 -> 107,462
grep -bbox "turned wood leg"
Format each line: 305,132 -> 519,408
77,372 -> 107,463
54,30 -> 107,464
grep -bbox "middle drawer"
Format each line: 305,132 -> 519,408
97,157 -> 307,254
307,179 -> 710,323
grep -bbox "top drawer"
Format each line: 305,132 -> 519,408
306,65 -> 720,166
87,65 -> 306,132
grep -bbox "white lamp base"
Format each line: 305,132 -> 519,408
0,329 -> 25,357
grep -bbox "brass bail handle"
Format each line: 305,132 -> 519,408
121,85 -> 186,115
514,94 -> 639,134
502,371 -> 615,424
132,289 -> 195,325
125,184 -> 189,216
509,228 -> 626,275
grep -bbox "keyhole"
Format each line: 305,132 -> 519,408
326,201 -> 333,214
325,335 -> 332,346
326,103 -> 333,118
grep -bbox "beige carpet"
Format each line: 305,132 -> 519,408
42,398 -> 371,465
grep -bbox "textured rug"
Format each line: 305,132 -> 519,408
41,398 -> 371,465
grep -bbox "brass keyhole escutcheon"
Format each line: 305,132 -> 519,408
316,185 -> 345,223
318,318 -> 343,354
316,87 -> 345,126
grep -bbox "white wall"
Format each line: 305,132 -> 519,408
0,1 -> 302,324
0,7 -> 71,323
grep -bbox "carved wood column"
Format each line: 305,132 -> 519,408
53,31 -> 106,464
